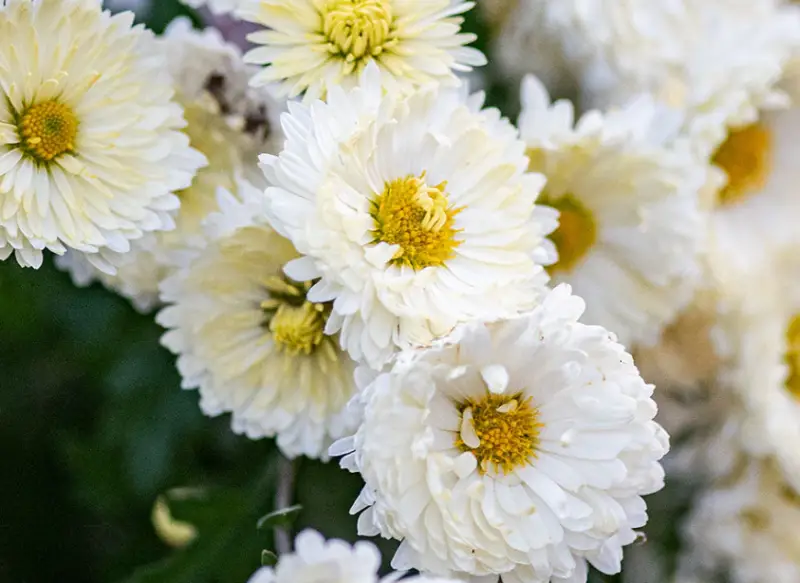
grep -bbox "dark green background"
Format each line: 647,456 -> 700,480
0,2 -> 677,582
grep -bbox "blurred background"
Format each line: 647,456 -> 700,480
0,2 -> 678,582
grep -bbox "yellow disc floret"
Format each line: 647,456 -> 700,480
455,391 -> 543,475
783,314 -> 800,400
319,0 -> 396,72
539,192 -> 597,275
17,100 -> 79,162
370,173 -> 462,270
712,123 -> 772,206
261,275 -> 335,358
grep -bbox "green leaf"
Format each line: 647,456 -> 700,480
256,505 -> 302,531
260,550 -> 278,567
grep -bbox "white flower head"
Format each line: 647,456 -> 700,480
332,284 -> 668,583
157,178 -> 358,459
246,529 -> 465,583
56,17 -> 285,312
678,461 -> 800,583
518,75 -> 707,348
0,0 -> 205,270
261,64 -> 556,370
237,0 -> 487,101
540,0 -> 800,153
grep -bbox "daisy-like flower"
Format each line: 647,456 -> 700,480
332,284 -> 668,583
535,1 -> 800,147
517,76 -> 707,347
247,529 -> 464,583
678,461 -> 800,583
261,64 -> 556,370
0,0 -> 205,270
157,178 -> 358,459
56,18 -> 284,311
237,0 -> 487,101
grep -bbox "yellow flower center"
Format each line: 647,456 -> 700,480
539,192 -> 597,275
455,391 -> 543,475
17,100 -> 79,162
783,314 -> 800,400
712,123 -> 772,206
370,173 -> 462,270
319,0 -> 396,69
261,275 -> 335,357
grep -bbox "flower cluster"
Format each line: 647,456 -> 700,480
7,0 -> 800,581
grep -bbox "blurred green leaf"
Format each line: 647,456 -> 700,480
261,550 -> 278,567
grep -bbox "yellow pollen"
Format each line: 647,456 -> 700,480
783,314 -> 800,400
712,123 -> 772,206
455,391 -> 543,475
261,275 -> 334,357
539,192 -> 597,275
370,173 -> 462,270
319,0 -> 396,71
17,100 -> 78,162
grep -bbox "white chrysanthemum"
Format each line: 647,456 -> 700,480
180,0 -> 242,14
678,461 -> 800,583
237,0 -> 486,101
157,179 -> 358,459
332,284 -> 668,583
56,17 -> 284,311
518,76 -> 707,347
0,0 -> 205,270
538,1 -> 800,152
711,259 -> 800,492
261,64 -> 556,370
246,529 -> 465,583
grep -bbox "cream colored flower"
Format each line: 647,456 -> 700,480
0,0 -> 206,270
679,461 -> 800,583
237,0 -> 486,101
56,17 -> 284,311
333,284 -> 668,583
261,63 -> 556,370
158,179 -> 359,459
518,76 -> 707,347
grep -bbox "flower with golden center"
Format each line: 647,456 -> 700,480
261,64 -> 555,370
332,284 -> 668,583
518,75 -> 706,347
712,123 -> 773,206
55,17 -> 284,312
237,0 -> 486,100
0,0 -> 206,270
158,179 -> 359,459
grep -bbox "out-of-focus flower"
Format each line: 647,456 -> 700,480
237,0 -> 486,101
333,284 -> 668,583
246,529 -> 465,583
57,18 -> 284,311
0,0 -> 204,269
181,0 -> 241,15
518,75 -> 707,347
678,461 -> 800,583
261,64 -> 556,370
158,179 -> 359,459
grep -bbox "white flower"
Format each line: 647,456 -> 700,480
261,64 -> 556,370
678,461 -> 800,583
180,0 -> 242,15
237,0 -> 486,101
331,284 -> 668,583
0,0 -> 205,270
538,0 -> 800,152
246,529 -> 465,583
711,255 -> 800,493
518,76 -> 707,347
56,17 -> 284,312
157,179 -> 359,459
